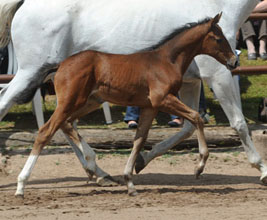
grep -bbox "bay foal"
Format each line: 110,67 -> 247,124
16,13 -> 237,196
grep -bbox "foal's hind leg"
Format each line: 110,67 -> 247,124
15,109 -> 69,196
61,98 -> 118,186
124,108 -> 157,196
158,94 -> 209,178
61,123 -> 117,186
15,79 -> 94,196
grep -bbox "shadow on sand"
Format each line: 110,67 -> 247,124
0,172 -> 263,196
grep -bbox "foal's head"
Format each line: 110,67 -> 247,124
201,13 -> 238,70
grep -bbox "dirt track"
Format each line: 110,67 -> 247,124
1,146 -> 267,220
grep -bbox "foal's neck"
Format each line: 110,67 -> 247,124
159,23 -> 210,74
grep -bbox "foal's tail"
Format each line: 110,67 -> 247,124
0,0 -> 24,48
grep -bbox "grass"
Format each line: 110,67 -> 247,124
0,48 -> 266,130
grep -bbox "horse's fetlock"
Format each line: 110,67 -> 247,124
17,176 -> 26,183
201,150 -> 209,159
124,174 -> 131,182
86,170 -> 95,179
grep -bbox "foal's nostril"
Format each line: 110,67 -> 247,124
226,57 -> 238,70
234,59 -> 238,68
230,56 -> 238,69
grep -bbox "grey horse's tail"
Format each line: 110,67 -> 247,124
0,0 -> 24,48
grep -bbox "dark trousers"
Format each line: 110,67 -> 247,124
241,20 -> 267,40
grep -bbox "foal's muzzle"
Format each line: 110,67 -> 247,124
226,55 -> 238,70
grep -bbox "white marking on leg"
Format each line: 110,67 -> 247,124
15,155 -> 38,196
124,137 -> 144,195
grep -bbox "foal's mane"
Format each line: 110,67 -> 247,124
142,17 -> 211,51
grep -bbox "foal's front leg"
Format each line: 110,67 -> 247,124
135,80 -> 201,174
124,108 -> 157,196
159,94 -> 209,178
61,98 -> 118,185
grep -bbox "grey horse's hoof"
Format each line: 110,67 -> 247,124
135,153 -> 145,174
96,175 -> 118,187
260,172 -> 267,185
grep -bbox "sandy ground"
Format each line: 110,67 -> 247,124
0,146 -> 267,220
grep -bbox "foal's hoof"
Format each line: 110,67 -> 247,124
14,192 -> 24,199
194,166 -> 204,179
96,175 -> 118,187
135,153 -> 145,174
128,188 -> 138,196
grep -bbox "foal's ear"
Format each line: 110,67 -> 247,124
212,12 -> 223,26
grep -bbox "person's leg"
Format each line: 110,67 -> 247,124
168,95 -> 183,127
199,81 -> 209,124
246,37 -> 257,58
259,20 -> 267,60
0,46 -> 8,74
198,82 -> 206,113
168,115 -> 184,127
241,21 -> 256,59
168,85 -> 209,126
170,114 -> 183,121
124,106 -> 140,128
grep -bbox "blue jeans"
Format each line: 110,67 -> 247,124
124,106 -> 140,122
124,95 -> 181,122
124,106 -> 179,122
